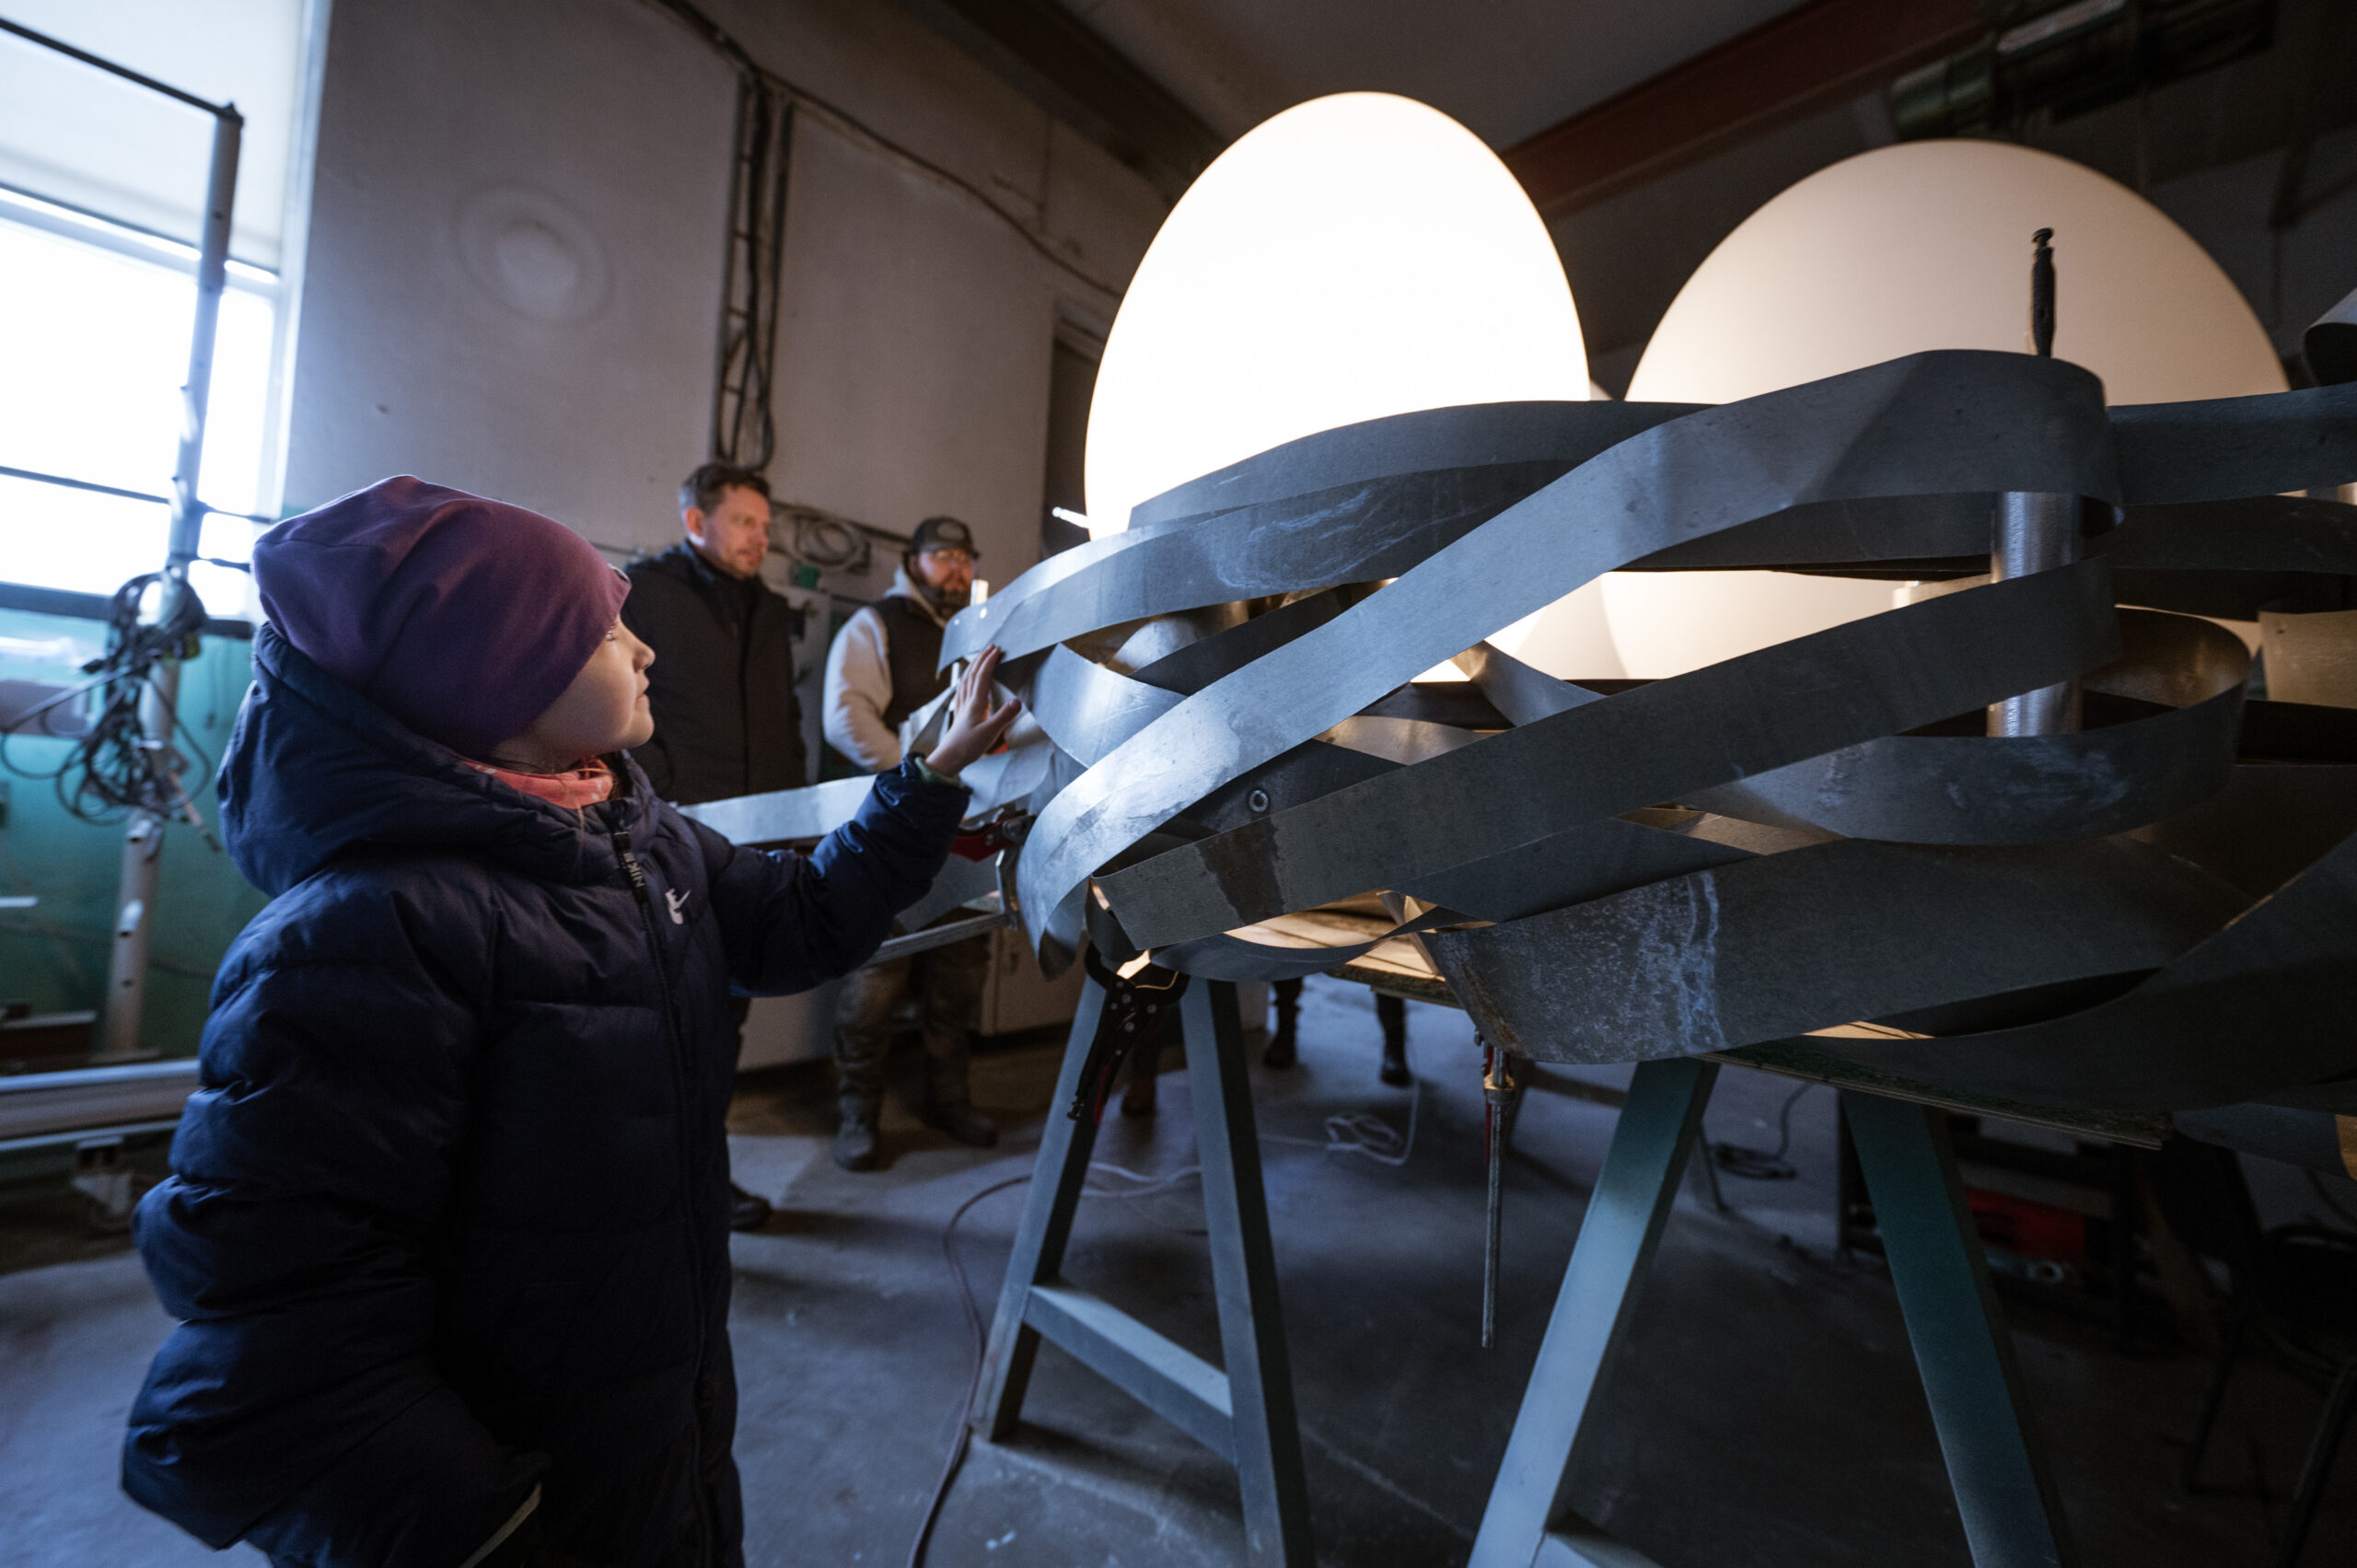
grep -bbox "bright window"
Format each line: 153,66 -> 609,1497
0,195 -> 279,610
0,2 -> 315,614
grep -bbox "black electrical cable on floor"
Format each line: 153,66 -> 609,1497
1712,1081 -> 1816,1181
905,1171 -> 1032,1568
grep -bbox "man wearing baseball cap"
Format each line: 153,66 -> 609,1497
820,516 -> 995,1168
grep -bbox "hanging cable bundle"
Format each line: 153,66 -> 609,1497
773,502 -> 870,573
0,569 -> 215,835
711,75 -> 793,473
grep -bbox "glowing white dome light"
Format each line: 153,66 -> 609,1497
1083,92 -> 1596,680
1607,138 -> 2284,679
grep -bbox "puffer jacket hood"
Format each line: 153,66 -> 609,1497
219,622 -> 637,898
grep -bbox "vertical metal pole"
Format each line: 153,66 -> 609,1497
1991,230 -> 2081,742
100,107 -> 239,1062
1846,1094 -> 2078,1567
168,110 -> 241,575
1987,491 -> 2082,738
1468,1057 -> 1718,1568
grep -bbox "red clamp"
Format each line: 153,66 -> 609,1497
949,813 -> 1027,863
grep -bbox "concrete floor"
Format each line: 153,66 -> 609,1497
3,976 -> 2351,1566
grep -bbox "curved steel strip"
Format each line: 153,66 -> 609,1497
942,401 -> 1693,669
1126,400 -> 1695,531
1629,493 -> 2002,572
2136,758 -> 2357,900
1418,837 -> 2248,1066
1399,808 -> 1828,923
1809,824 -> 2357,1109
1022,644 -> 1180,767
1625,394 -> 2357,574
1151,907 -> 1468,984
679,774 -> 875,845
1449,642 -> 1596,724
2099,495 -> 2357,574
952,463 -> 1563,667
1100,562 -> 2118,950
2109,380 -> 2357,505
1688,610 -> 2249,844
1147,808 -> 1827,983
1026,353 -> 2119,958
1125,588 -> 1358,694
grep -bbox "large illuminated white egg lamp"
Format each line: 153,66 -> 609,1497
1597,138 -> 2284,678
1081,92 -> 1615,679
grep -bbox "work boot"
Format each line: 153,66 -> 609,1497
728,1181 -> 772,1232
1377,993 -> 1412,1086
833,1096 -> 881,1171
1263,979 -> 1301,1069
924,1095 -> 998,1147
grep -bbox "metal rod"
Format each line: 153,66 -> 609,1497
0,462 -> 273,524
99,107 -> 240,1062
1483,1098 -> 1504,1347
1480,1045 -> 1521,1349
0,17 -> 238,118
1991,229 -> 2080,741
2027,226 -> 2055,360
168,112 -> 242,574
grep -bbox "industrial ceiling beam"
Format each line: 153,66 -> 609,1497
901,0 -> 1226,203
1504,0 -> 1987,219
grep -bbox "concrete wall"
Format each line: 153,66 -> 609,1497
284,0 -> 736,549
0,0 -> 1172,1058
285,0 -> 1167,580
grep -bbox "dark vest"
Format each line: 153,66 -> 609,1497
876,595 -> 949,728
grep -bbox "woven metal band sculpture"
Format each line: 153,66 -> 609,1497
926,315 -> 2357,1127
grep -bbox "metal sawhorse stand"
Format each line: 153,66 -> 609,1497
973,974 -> 1316,1566
1468,1053 -> 2080,1568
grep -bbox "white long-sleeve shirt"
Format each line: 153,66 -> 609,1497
822,570 -> 945,772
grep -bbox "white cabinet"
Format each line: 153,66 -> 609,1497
980,926 -> 1086,1037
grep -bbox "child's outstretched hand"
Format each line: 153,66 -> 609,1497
923,645 -> 1024,779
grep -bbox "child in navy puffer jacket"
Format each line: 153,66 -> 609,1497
122,477 -> 1019,1568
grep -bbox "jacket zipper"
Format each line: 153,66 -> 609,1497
613,823 -> 714,1560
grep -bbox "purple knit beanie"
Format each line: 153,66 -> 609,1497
254,476 -> 630,756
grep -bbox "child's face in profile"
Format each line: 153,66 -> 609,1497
498,619 -> 655,767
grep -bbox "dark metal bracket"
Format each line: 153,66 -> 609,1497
972,975 -> 1315,1566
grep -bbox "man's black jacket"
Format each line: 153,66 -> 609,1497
122,624 -> 968,1567
622,543 -> 806,806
